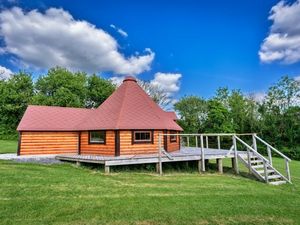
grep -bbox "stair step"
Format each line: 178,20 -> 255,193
241,155 -> 257,159
251,160 -> 263,164
257,169 -> 274,174
269,180 -> 286,185
252,164 -> 264,169
267,175 -> 282,180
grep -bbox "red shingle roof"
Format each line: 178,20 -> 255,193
17,76 -> 183,131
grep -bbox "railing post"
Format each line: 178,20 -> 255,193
263,159 -> 268,183
285,159 -> 291,183
267,146 -> 272,166
187,136 -> 190,147
247,148 -> 252,174
206,136 -> 208,149
158,133 -> 162,175
200,134 -> 205,172
217,135 -> 220,150
252,133 -> 257,151
195,135 -> 198,148
233,135 -> 239,174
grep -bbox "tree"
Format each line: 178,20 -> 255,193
0,72 -> 34,137
86,74 -> 115,108
264,76 -> 300,112
204,99 -> 234,133
138,80 -> 171,109
174,96 -> 207,133
32,67 -> 87,107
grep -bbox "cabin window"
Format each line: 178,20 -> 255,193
89,131 -> 106,144
170,131 -> 177,142
133,131 -> 153,144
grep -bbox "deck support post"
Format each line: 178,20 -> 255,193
217,158 -> 223,173
156,163 -> 160,173
198,160 -> 202,173
158,133 -> 163,175
76,161 -> 81,166
231,158 -> 235,170
105,165 -> 110,174
200,135 -> 205,172
233,135 -> 239,174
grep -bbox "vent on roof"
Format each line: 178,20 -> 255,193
123,76 -> 137,83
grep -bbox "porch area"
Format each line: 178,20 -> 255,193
55,133 -> 292,185
56,147 -> 244,174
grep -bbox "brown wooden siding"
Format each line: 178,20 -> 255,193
120,130 -> 164,155
166,131 -> 180,152
80,131 -> 115,155
20,132 -> 78,155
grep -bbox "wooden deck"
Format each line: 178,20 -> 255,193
55,147 -> 247,173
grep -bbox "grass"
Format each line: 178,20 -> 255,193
0,139 -> 17,154
0,157 -> 299,225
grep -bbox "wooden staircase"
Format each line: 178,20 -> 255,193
233,135 -> 291,185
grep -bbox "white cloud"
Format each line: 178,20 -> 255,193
109,76 -> 125,86
150,72 -> 182,97
259,0 -> 300,64
295,75 -> 300,82
249,92 -> 266,103
0,65 -> 12,80
0,7 -> 154,75
110,24 -> 128,37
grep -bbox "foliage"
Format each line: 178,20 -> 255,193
32,67 -> 88,107
175,76 -> 300,159
0,72 -> 34,137
0,67 -> 115,139
86,74 -> 116,108
174,96 -> 207,133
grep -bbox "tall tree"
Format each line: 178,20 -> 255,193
174,96 -> 207,133
32,67 -> 87,107
86,74 -> 115,108
0,72 -> 34,136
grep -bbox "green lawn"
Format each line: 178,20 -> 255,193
0,139 -> 17,154
0,157 -> 299,225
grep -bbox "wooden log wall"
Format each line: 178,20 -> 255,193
80,131 -> 115,155
19,132 -> 78,155
166,131 -> 180,152
119,130 -> 162,155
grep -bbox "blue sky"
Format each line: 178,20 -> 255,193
0,0 -> 300,101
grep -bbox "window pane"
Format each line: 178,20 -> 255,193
134,131 -> 151,142
90,131 -> 105,143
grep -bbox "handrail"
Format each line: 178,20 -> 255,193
254,135 -> 291,162
235,135 -> 291,183
161,133 -> 254,137
234,136 -> 268,162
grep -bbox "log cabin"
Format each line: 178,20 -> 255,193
17,76 -> 183,156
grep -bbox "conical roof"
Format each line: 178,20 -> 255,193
77,76 -> 183,131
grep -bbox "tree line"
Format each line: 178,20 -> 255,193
0,67 -> 116,139
174,76 -> 300,159
0,67 -> 299,159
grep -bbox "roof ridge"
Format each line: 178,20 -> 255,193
28,105 -> 91,111
115,82 -> 129,129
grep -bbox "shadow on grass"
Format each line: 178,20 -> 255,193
71,160 -> 259,182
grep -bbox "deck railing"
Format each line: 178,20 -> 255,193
157,133 -> 292,183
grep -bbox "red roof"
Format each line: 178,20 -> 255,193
17,76 -> 183,131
